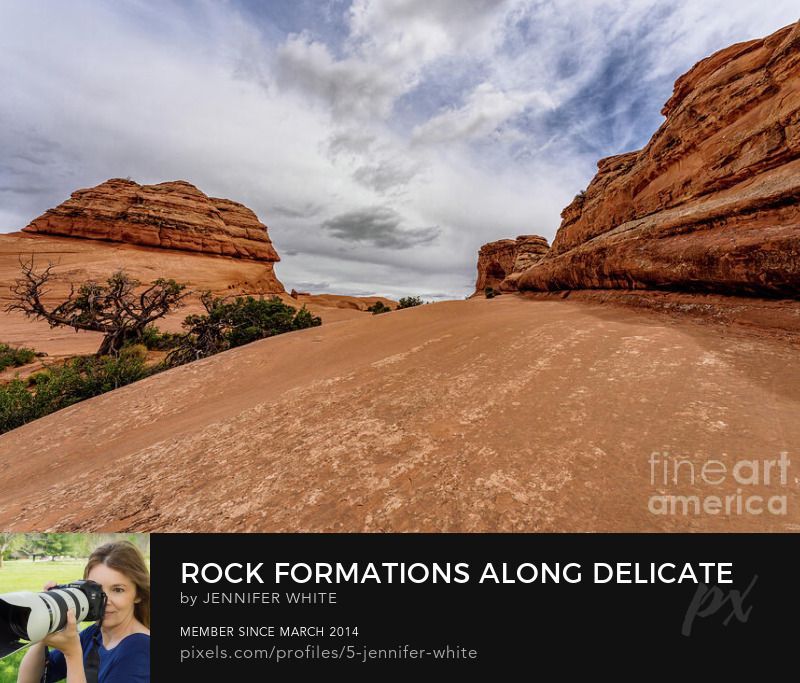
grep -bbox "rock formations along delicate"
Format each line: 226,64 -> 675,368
24,178 -> 281,263
514,21 -> 800,298
475,235 -> 549,293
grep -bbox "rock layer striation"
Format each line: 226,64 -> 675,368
24,178 -> 281,263
515,21 -> 800,297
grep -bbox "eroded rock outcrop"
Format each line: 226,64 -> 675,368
475,235 -> 549,293
501,235 -> 550,291
517,21 -> 800,297
24,178 -> 281,263
475,239 -> 517,292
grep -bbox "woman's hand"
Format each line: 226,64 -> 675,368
42,608 -> 82,659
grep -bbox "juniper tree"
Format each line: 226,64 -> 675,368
7,258 -> 189,356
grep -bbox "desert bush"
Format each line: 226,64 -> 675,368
140,325 -> 183,351
0,380 -> 33,433
0,349 -> 151,434
0,290 -> 324,432
0,343 -> 36,371
484,286 -> 496,299
367,301 -> 392,315
291,307 -> 323,331
397,296 -> 423,309
166,294 -> 322,365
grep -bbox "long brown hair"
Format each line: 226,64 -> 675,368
84,541 -> 151,629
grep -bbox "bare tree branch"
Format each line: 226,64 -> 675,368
5,258 -> 191,355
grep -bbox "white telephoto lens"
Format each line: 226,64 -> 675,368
0,592 -> 53,642
45,588 -> 91,628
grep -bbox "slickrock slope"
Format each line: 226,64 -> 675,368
475,235 -> 549,293
0,295 -> 797,532
24,178 -> 281,264
517,21 -> 800,297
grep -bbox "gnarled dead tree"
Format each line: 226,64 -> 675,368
6,257 -> 190,355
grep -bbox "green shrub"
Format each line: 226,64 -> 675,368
139,325 -> 183,351
0,343 -> 36,371
0,380 -> 33,433
0,351 -> 151,434
0,296 -> 324,433
397,296 -> 423,309
291,307 -> 322,331
484,286 -> 496,299
167,294 -> 322,365
367,301 -> 393,315
120,344 -> 148,362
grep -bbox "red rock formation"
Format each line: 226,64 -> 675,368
518,21 -> 800,297
501,235 -> 550,291
23,178 -> 281,263
475,239 -> 517,293
475,235 -> 549,293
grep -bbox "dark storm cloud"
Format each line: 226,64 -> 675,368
322,206 -> 439,249
271,202 -> 323,219
0,185 -> 49,195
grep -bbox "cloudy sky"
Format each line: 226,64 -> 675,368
1,1 -> 797,299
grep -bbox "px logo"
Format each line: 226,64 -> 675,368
682,575 -> 757,636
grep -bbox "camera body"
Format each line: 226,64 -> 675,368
50,580 -> 107,625
0,579 -> 107,659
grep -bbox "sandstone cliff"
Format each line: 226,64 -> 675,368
516,21 -> 800,297
23,178 -> 281,263
475,235 -> 549,293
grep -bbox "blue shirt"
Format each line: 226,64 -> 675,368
45,623 -> 150,683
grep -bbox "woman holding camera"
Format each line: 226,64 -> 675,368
17,540 -> 150,683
